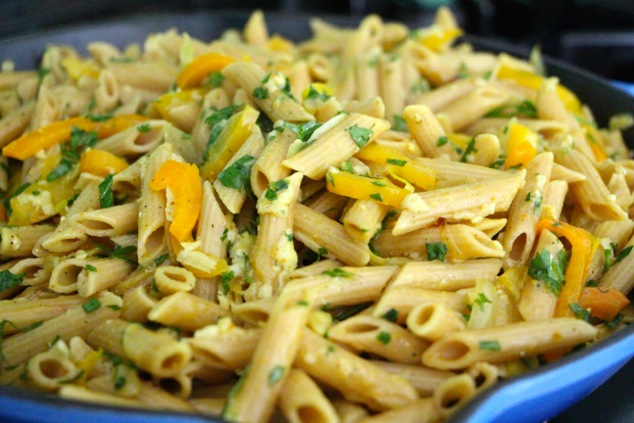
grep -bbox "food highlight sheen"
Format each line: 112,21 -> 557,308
0,7 -> 631,423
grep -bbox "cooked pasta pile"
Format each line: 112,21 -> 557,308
0,8 -> 632,422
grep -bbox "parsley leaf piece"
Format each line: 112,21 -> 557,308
94,243 -> 138,266
386,158 -> 407,166
392,115 -> 408,132
206,71 -> 225,88
569,303 -> 590,321
322,267 -> 353,278
348,125 -> 373,149
479,340 -> 501,351
46,159 -> 74,182
268,365 -> 285,386
369,193 -> 383,202
282,121 -> 322,142
220,271 -> 234,295
0,270 -> 25,293
459,137 -> 478,163
614,245 -> 633,264
305,85 -> 330,101
204,105 -> 240,129
382,308 -> 398,323
85,264 -> 97,272
253,86 -> 269,99
376,331 -> 391,345
426,242 -> 448,262
154,253 -> 169,266
473,293 -> 492,312
264,179 -> 289,201
98,174 -> 114,208
606,313 -> 624,329
137,123 -> 151,133
84,113 -> 113,122
82,298 -> 102,313
217,155 -> 257,192
437,135 -> 449,146
528,249 -> 568,296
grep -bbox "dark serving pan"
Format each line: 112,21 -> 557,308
0,11 -> 632,423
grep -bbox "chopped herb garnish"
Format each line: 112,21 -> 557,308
154,253 -> 169,266
253,86 -> 269,99
37,66 -> 50,82
137,123 -> 151,133
98,174 -> 114,208
205,105 -> 239,129
437,135 -> 449,147
322,267 -> 353,278
479,340 -> 501,351
47,126 -> 98,182
490,156 -> 506,169
426,242 -> 448,262
217,155 -> 257,193
107,305 -> 122,311
264,179 -> 289,201
371,181 -> 386,187
606,313 -> 624,329
85,264 -> 97,272
348,125 -> 373,149
569,303 -> 590,321
459,137 -> 477,163
411,79 -> 430,94
485,100 -> 537,118
473,293 -> 492,312
386,158 -> 407,166
282,121 -> 322,142
82,298 -> 101,313
94,243 -> 138,266
377,331 -> 391,345
305,85 -> 331,101
528,249 -> 568,296
393,115 -> 408,132
370,193 -> 383,202
614,245 -> 633,264
58,369 -> 84,384
382,308 -> 398,322
220,271 -> 234,295
0,270 -> 25,293
331,303 -> 370,321
220,228 -> 229,241
296,300 -> 309,307
317,247 -> 328,257
340,161 -> 355,173
32,190 -> 40,196
585,280 -> 598,287
206,71 -> 225,88
267,365 -> 285,386
84,113 -> 113,122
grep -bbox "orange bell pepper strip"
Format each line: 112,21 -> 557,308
176,53 -> 235,89
2,114 -> 149,161
149,160 -> 203,243
505,123 -> 538,170
79,149 -> 129,177
578,287 -> 630,322
535,217 -> 599,318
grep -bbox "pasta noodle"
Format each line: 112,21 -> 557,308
0,8 -> 630,423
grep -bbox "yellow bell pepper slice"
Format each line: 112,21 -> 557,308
200,105 -> 259,181
497,65 -> 581,113
267,35 -> 295,53
326,167 -> 410,208
61,56 -> 101,80
416,27 -> 463,52
79,149 -> 129,177
355,143 -> 436,189
149,160 -> 203,243
153,88 -> 205,121
176,52 -> 235,89
505,122 -> 538,170
2,114 -> 149,161
535,217 -> 598,318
